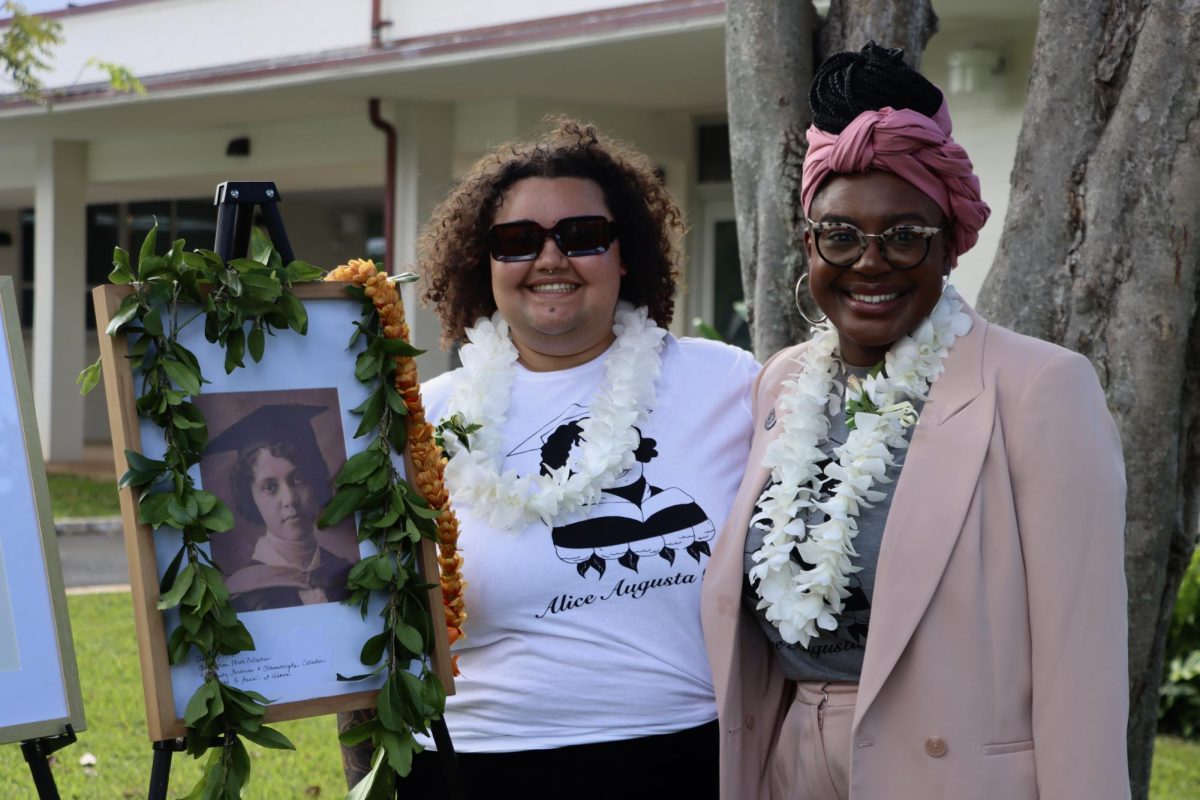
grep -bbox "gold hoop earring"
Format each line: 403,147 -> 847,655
795,272 -> 827,326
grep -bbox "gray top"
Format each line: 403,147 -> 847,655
742,363 -> 922,682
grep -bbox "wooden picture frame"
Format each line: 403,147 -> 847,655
93,282 -> 452,741
0,276 -> 87,745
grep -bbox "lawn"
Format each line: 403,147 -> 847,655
29,476 -> 1200,798
0,592 -> 346,799
47,474 -> 121,519
1151,736 -> 1200,799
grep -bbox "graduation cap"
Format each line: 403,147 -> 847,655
204,403 -> 333,521
206,403 -> 328,460
508,404 -> 590,459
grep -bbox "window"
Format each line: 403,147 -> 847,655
19,199 -> 220,330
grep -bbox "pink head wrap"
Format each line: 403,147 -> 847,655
801,101 -> 990,266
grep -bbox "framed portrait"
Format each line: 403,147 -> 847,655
93,282 -> 451,741
0,276 -> 87,745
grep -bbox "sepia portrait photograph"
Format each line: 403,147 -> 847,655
194,388 -> 360,614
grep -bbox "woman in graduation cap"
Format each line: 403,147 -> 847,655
206,403 -> 355,613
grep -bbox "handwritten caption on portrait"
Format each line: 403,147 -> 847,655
198,652 -> 331,687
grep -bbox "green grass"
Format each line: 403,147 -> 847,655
0,592 -> 346,799
1151,736 -> 1200,800
2,593 -> 1198,798
47,474 -> 121,519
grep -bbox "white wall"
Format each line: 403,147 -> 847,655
385,0 -> 650,40
0,0 -> 373,91
922,19 -> 1036,305
0,0 -> 658,94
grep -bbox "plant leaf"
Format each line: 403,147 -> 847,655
240,725 -> 295,751
285,261 -> 324,283
76,358 -> 103,395
137,224 -> 159,275
247,325 -> 265,362
109,247 -> 133,284
318,485 -> 368,528
162,358 -> 202,396
281,292 -> 308,334
105,293 -> 141,336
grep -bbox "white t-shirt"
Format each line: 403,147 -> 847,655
421,334 -> 759,751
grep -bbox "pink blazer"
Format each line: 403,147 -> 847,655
701,308 -> 1130,800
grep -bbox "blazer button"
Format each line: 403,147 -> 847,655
925,737 -> 947,758
744,714 -> 755,730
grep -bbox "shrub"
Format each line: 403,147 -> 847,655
1160,546 -> 1200,738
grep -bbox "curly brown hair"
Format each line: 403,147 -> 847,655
420,117 -> 684,345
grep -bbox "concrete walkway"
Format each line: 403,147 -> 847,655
48,443 -> 131,593
56,517 -> 130,592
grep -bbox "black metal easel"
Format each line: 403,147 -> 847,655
20,724 -> 76,800
147,737 -> 186,800
144,179 -> 466,800
212,180 -> 294,264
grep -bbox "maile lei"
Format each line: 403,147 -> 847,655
322,259 -> 467,798
439,300 -> 667,531
749,285 -> 972,648
83,233 -> 465,799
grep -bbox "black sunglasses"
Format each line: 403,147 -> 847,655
489,216 -> 618,262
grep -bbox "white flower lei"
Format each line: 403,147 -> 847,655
441,301 -> 667,531
749,285 -> 973,647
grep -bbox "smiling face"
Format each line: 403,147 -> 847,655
805,170 -> 950,367
490,177 -> 626,371
249,449 -> 315,542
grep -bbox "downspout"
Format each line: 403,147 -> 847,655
370,0 -> 391,48
368,98 -> 397,275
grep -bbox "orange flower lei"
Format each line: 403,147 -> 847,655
326,259 -> 467,653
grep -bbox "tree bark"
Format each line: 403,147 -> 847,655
725,0 -> 815,360
820,0 -> 939,69
976,2 -> 1200,796
726,0 -> 939,361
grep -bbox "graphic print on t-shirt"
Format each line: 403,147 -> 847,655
510,404 -> 716,578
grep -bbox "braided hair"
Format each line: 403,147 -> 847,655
809,42 -> 943,133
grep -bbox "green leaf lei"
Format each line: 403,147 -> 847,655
325,273 -> 447,798
86,225 -> 324,798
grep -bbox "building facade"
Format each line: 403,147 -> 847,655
0,0 -> 1037,459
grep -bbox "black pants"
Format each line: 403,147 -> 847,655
401,720 -> 719,799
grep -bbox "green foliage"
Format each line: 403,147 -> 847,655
433,412 -> 480,453
84,56 -> 145,95
331,269 -> 448,797
88,223 -> 324,798
1160,546 -> 1200,738
0,2 -> 145,103
0,1 -> 61,101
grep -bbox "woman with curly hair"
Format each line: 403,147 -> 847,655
408,118 -> 760,797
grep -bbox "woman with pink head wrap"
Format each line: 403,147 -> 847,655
703,43 -> 1129,800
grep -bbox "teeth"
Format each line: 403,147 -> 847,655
850,292 -> 899,304
530,283 -> 578,293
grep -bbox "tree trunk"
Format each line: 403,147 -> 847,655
726,0 -> 939,361
820,0 -> 938,69
725,0 -> 815,360
976,2 -> 1200,796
